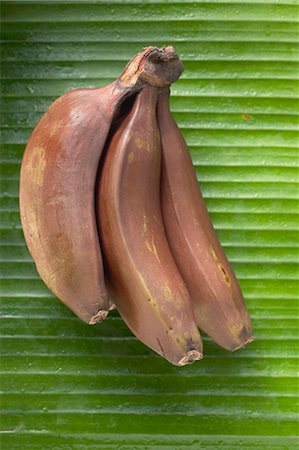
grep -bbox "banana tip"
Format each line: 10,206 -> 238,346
89,309 -> 109,325
177,350 -> 203,366
232,336 -> 255,351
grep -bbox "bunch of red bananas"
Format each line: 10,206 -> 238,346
20,46 -> 253,366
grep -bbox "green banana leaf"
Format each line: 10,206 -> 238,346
1,1 -> 298,448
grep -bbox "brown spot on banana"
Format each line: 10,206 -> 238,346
156,338 -> 166,358
162,283 -> 173,302
135,137 -> 145,149
145,236 -> 161,262
143,214 -> 148,234
25,146 -> 46,188
210,244 -> 218,261
210,245 -> 231,286
25,204 -> 39,241
218,264 -> 231,287
128,151 -> 134,163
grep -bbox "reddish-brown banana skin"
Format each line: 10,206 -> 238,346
158,89 -> 253,351
19,46 -> 184,325
97,86 -> 203,366
19,83 -> 120,324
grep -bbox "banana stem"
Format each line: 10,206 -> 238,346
118,46 -> 184,90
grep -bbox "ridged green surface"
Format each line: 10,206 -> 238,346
1,1 -> 298,449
